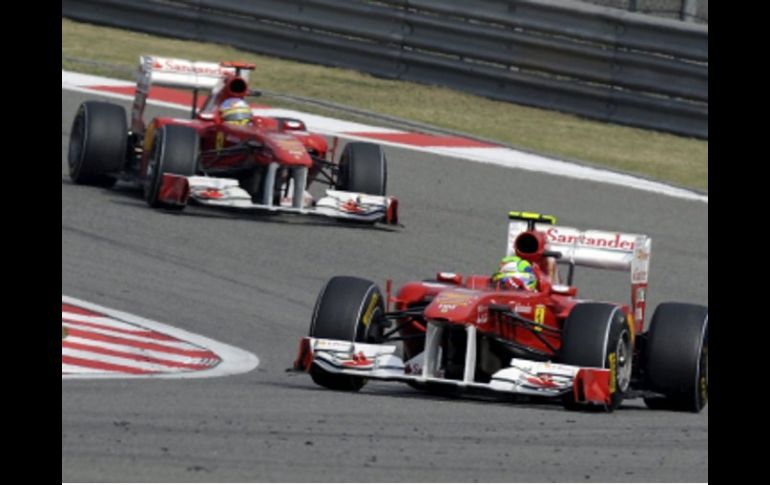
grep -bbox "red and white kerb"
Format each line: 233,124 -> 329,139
61,296 -> 259,379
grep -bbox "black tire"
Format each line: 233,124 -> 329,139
309,276 -> 385,391
335,142 -> 387,196
68,101 -> 127,187
643,302 -> 708,412
144,125 -> 200,209
238,167 -> 265,203
559,303 -> 633,411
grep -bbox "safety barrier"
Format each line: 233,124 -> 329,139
62,0 -> 708,138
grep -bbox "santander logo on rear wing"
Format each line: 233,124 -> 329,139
507,221 -> 651,283
131,55 -> 253,133
139,55 -> 246,89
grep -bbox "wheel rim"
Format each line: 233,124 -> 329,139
361,306 -> 384,343
614,329 -> 632,393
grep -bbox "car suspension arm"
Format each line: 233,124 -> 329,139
377,306 -> 429,341
311,157 -> 338,187
490,306 -> 561,355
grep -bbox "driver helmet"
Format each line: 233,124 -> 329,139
220,97 -> 252,126
492,255 -> 538,291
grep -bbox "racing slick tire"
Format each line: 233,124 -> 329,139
335,142 -> 387,196
308,276 -> 386,391
642,303 -> 708,412
68,101 -> 127,187
144,125 -> 200,210
559,303 -> 633,411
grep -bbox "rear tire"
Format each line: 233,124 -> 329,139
68,101 -> 127,187
559,303 -> 633,411
643,303 -> 708,412
309,276 -> 385,391
144,125 -> 200,210
335,142 -> 387,196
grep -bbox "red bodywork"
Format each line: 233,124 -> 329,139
391,229 -> 634,363
292,214 -> 655,409
138,73 -> 328,180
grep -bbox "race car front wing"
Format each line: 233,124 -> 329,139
292,333 -> 613,406
157,174 -> 399,225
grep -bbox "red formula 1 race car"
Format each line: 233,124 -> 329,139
293,211 -> 708,412
67,55 -> 398,225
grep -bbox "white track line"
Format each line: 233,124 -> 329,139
62,347 -> 207,373
63,320 -> 207,349
63,363 -> 110,374
64,335 -> 212,361
63,312 -> 148,331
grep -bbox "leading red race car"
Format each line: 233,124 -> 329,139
67,55 -> 398,224
293,211 -> 708,412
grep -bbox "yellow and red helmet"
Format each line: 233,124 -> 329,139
220,98 -> 252,126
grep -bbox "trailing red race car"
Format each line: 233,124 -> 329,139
293,211 -> 708,412
67,55 -> 398,225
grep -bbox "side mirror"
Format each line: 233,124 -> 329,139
436,272 -> 463,285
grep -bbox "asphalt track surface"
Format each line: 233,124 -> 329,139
62,89 -> 708,482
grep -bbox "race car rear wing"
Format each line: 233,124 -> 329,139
131,55 -> 254,133
506,211 -> 651,329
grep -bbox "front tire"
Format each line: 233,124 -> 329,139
643,302 -> 708,412
309,276 -> 385,391
68,101 -> 127,187
144,125 -> 200,210
335,142 -> 387,196
559,303 -> 633,411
